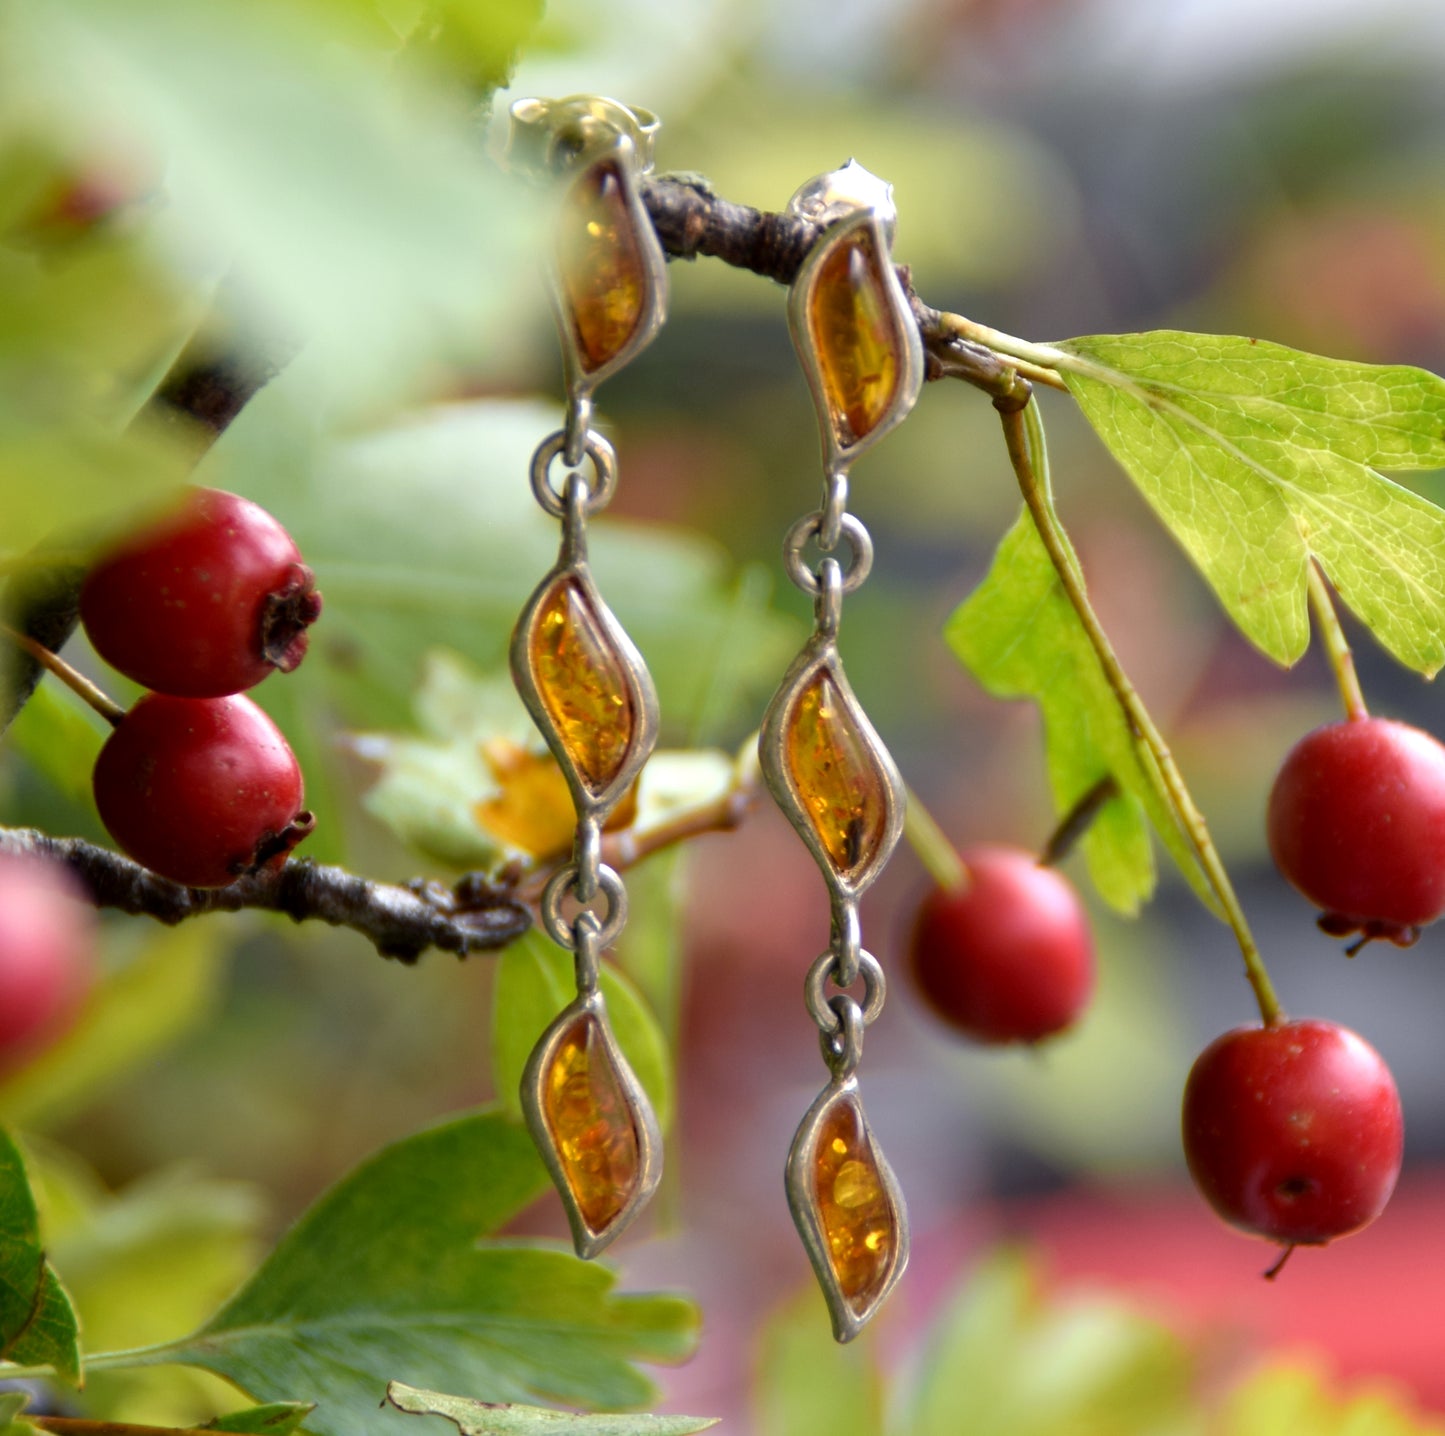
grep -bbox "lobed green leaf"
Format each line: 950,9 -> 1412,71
0,1130 -> 80,1385
904,1251 -> 1196,1436
946,505 -> 1213,914
1057,331 -> 1445,674
124,1110 -> 698,1435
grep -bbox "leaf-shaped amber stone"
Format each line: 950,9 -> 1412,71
529,576 -> 636,797
812,1097 -> 896,1312
785,670 -> 891,883
558,159 -> 647,374
541,1012 -> 641,1235
807,228 -> 901,447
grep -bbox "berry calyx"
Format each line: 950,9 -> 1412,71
0,855 -> 95,1068
93,693 -> 314,888
1267,716 -> 1445,950
80,487 -> 322,699
906,843 -> 1095,1045
1182,1018 -> 1402,1256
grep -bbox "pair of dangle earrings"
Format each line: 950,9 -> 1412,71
507,96 -> 922,1341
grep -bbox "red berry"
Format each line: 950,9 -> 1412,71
93,693 -> 314,888
906,844 -> 1095,1044
0,856 -> 94,1066
1267,717 -> 1445,949
81,487 -> 322,698
1182,1019 -> 1402,1252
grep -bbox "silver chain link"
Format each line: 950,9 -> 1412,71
781,469 -> 890,1062
529,395 -> 629,963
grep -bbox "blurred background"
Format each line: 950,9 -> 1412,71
4,0 -> 1445,1428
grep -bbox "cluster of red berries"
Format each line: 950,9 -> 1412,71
905,713 -> 1445,1270
82,488 -> 321,888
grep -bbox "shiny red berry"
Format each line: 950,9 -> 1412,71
81,487 -> 322,698
1267,717 -> 1445,949
0,855 -> 94,1067
906,844 -> 1095,1044
1182,1019 -> 1402,1254
93,693 -> 314,888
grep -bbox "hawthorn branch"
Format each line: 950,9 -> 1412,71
641,174 -> 1067,398
0,827 -> 530,964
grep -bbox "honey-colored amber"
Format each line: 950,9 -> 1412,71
807,229 -> 901,447
541,1012 -> 641,1234
811,1097 -> 895,1311
785,670 -> 891,882
558,160 -> 647,374
529,576 -> 636,797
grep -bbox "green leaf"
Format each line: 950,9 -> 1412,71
946,505 -> 1212,914
1057,331 -> 1445,674
48,1166 -> 264,1355
904,1251 -> 1196,1436
752,1286 -> 883,1436
126,1109 -> 698,1433
385,1381 -> 717,1436
0,921 -> 229,1131
490,931 -> 673,1133
0,1129 -> 80,1385
13,2 -> 544,418
1222,1362 -> 1445,1436
3,679 -> 109,808
203,1402 -> 317,1436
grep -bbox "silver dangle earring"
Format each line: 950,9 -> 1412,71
506,96 -> 668,1258
761,161 -> 924,1340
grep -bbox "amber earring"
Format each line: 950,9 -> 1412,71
760,161 -> 924,1340
506,96 -> 668,1258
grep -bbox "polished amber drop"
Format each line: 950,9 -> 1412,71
541,1012 -> 641,1235
785,670 -> 891,883
807,229 -> 901,447
558,159 -> 647,374
529,577 -> 636,797
812,1098 -> 896,1312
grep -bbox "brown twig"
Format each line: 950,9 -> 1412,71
0,827 -> 530,964
640,173 -> 1064,399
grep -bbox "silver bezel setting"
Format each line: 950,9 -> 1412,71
758,633 -> 905,902
509,554 -> 660,826
519,987 -> 663,1259
784,1075 -> 910,1344
552,144 -> 670,401
786,206 -> 925,476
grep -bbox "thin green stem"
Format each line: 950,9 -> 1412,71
1,626 -> 124,728
903,785 -> 968,892
1000,398 -> 1284,1028
1306,561 -> 1369,722
81,1339 -> 190,1372
936,313 -> 1071,376
0,1336 -> 191,1385
0,1361 -> 58,1381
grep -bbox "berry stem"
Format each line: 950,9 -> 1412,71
999,397 -> 1284,1028
1039,775 -> 1119,867
1306,560 -> 1369,722
1,625 -> 124,728
902,785 -> 969,892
